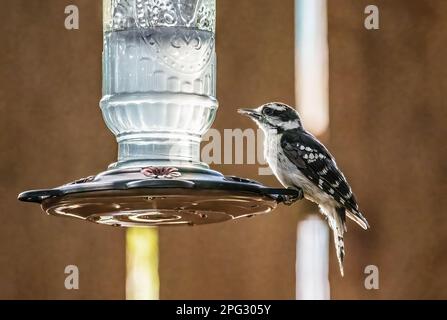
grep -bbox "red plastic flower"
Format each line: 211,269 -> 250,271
141,167 -> 182,179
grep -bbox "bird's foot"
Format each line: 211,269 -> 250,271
277,188 -> 303,206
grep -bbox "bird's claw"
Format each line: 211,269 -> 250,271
281,195 -> 296,206
277,188 -> 303,206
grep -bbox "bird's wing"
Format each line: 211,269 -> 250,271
280,129 -> 369,229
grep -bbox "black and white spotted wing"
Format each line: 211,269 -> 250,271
280,129 -> 369,229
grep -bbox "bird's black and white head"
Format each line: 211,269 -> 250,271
238,102 -> 302,133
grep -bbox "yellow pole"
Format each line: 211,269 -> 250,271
126,228 -> 160,300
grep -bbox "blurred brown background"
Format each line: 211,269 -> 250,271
0,0 -> 446,299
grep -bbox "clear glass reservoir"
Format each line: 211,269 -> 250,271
101,0 -> 217,168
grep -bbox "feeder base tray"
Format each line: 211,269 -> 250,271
19,167 -> 302,227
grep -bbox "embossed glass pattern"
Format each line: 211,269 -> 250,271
101,0 -> 217,168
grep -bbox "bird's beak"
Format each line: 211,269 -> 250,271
237,108 -> 262,120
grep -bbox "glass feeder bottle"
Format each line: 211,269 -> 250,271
101,0 -> 217,169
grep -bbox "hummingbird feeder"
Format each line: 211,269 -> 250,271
18,0 -> 302,227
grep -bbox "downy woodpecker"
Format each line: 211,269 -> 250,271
239,102 -> 369,276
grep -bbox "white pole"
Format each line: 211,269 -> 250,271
295,0 -> 331,300
296,217 -> 330,300
295,0 -> 329,136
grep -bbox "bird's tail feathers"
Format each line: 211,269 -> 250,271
347,210 -> 369,230
319,205 -> 346,276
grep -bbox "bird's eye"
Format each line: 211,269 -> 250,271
263,107 -> 274,116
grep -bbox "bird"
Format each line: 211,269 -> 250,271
238,102 -> 369,276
